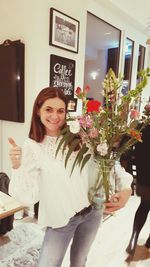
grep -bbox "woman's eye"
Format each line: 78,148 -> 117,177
43,107 -> 65,113
45,108 -> 52,112
58,109 -> 65,114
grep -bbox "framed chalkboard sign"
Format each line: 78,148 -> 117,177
50,54 -> 76,99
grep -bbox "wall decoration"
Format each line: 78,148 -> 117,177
67,98 -> 77,112
49,8 -> 79,53
0,39 -> 24,122
50,54 -> 75,99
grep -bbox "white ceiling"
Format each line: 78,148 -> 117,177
109,0 -> 150,36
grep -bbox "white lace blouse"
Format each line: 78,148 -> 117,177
9,136 -> 132,228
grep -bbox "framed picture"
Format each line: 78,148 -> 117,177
67,98 -> 77,112
49,8 -> 79,53
50,54 -> 76,99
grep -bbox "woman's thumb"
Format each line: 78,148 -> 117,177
8,137 -> 17,147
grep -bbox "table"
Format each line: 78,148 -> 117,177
0,191 -> 24,219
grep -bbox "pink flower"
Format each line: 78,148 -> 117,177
79,115 -> 93,128
85,115 -> 93,128
89,128 -> 99,138
144,104 -> 150,112
130,109 -> 140,120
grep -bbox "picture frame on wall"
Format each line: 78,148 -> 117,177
49,8 -> 79,53
50,54 -> 76,99
67,98 -> 77,112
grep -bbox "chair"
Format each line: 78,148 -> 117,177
0,172 -> 14,235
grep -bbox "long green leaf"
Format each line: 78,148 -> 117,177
65,139 -> 81,168
55,133 -> 70,158
80,153 -> 91,173
70,143 -> 89,175
60,126 -> 69,135
77,144 -> 89,167
56,127 -> 69,143
56,127 -> 69,145
62,133 -> 74,155
70,151 -> 81,176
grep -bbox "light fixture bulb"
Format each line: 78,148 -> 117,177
91,71 -> 97,80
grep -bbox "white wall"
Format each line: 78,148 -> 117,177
0,0 -> 149,176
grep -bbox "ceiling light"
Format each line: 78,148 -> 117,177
91,71 -> 98,80
104,32 -> 111,35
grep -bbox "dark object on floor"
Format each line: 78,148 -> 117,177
125,244 -> 150,263
145,234 -> 150,248
125,254 -> 133,264
126,231 -> 138,256
0,172 -> 14,235
34,202 -> 39,219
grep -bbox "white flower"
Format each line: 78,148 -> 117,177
68,120 -> 80,134
100,109 -> 106,115
97,142 -> 108,156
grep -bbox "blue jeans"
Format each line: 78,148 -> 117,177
38,208 -> 102,267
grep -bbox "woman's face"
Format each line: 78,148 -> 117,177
39,97 -> 66,136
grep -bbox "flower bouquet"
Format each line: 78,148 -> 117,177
56,68 -> 150,207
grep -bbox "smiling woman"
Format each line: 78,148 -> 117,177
8,86 -> 103,267
8,86 -> 133,267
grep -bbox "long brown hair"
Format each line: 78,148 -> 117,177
29,87 -> 68,142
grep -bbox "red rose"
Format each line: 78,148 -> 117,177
75,87 -> 82,96
83,85 -> 90,94
87,100 -> 101,112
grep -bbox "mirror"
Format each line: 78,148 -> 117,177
122,38 -> 134,95
84,12 -> 121,102
137,45 -> 145,80
136,45 -> 146,109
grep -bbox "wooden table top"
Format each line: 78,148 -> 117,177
0,191 -> 24,219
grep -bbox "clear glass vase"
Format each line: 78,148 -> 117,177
88,158 -> 115,209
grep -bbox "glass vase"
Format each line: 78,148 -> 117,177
88,158 -> 115,209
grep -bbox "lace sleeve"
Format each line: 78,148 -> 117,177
9,139 -> 40,206
113,161 -> 133,191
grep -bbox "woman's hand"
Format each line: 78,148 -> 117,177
8,137 -> 22,169
104,188 -> 132,213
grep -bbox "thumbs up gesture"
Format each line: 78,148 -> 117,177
8,138 -> 22,169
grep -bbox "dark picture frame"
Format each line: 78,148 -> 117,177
67,98 -> 77,112
49,8 -> 79,53
50,54 -> 76,99
0,39 -> 24,122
